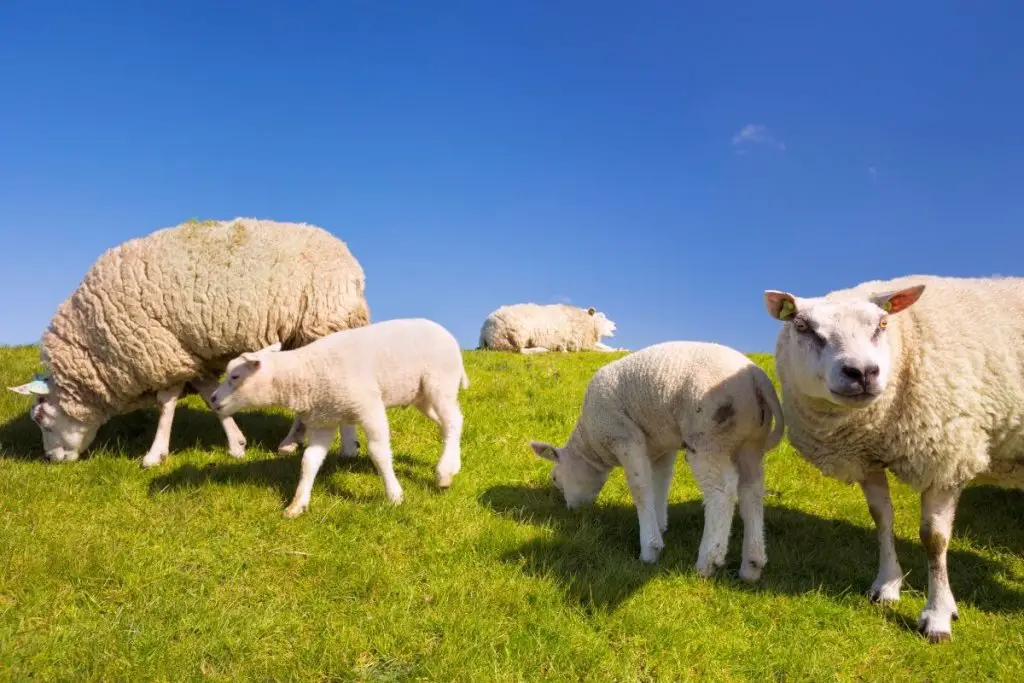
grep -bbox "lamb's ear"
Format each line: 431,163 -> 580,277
240,352 -> 263,368
264,341 -> 282,353
764,290 -> 799,321
870,284 -> 926,314
8,379 -> 50,396
587,307 -> 596,316
530,441 -> 560,462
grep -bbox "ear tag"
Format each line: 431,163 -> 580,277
881,300 -> 893,313
543,446 -> 558,461
779,300 -> 796,320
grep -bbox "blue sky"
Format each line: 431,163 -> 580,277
2,1 -> 1022,353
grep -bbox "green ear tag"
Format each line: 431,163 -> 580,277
779,300 -> 796,320
881,300 -> 893,313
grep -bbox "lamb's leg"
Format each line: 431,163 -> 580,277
362,404 -> 404,504
191,376 -> 247,459
618,441 -> 664,563
594,342 -> 616,352
521,347 -> 549,355
431,395 -> 464,489
651,452 -> 677,534
917,485 -> 961,644
859,470 -> 903,604
283,426 -> 336,518
735,445 -> 767,583
339,423 -> 360,458
688,448 -> 739,578
141,383 -> 185,468
277,417 -> 306,456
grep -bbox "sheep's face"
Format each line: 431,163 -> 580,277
764,284 -> 925,409
210,342 -> 282,416
587,307 -> 617,339
8,378 -> 98,461
530,441 -> 609,509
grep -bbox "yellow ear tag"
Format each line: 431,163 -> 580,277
779,300 -> 796,320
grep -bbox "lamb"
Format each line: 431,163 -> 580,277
763,274 -> 1024,643
8,217 -> 370,467
209,318 -> 470,518
529,341 -> 784,580
478,303 -> 619,354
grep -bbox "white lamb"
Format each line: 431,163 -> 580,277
764,274 -> 1024,643
478,303 -> 619,354
529,341 -> 784,580
209,318 -> 469,518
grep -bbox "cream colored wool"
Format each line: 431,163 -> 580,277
15,217 -> 369,463
478,303 -> 616,353
531,341 -> 783,578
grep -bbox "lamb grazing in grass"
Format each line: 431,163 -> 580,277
764,274 -> 1024,644
8,217 -> 370,466
529,341 -> 784,580
478,303 -> 619,354
210,318 -> 469,518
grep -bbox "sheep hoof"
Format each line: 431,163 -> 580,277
694,559 -> 723,578
140,452 -> 165,468
277,442 -> 299,456
917,609 -> 955,644
436,472 -> 455,489
283,503 -> 307,518
739,560 -> 764,583
867,580 -> 902,605
228,444 -> 246,460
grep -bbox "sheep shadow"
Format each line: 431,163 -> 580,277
0,403 -> 297,462
479,484 -> 1024,620
148,448 -> 439,506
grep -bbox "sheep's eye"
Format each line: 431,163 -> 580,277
794,319 -> 809,333
230,374 -> 240,382
878,316 -> 888,330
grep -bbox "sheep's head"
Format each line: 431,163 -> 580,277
764,284 -> 925,408
587,307 -> 617,339
209,341 -> 282,416
530,440 -> 609,509
8,376 -> 99,461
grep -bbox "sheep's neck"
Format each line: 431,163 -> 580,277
266,353 -> 312,414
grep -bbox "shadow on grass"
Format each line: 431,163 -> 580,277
0,404 -> 296,462
479,484 -> 1024,617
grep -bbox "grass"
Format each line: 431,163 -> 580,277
1,345 -> 1022,681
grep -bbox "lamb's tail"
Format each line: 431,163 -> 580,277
754,369 -> 785,451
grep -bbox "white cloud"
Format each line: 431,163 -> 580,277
731,124 -> 785,153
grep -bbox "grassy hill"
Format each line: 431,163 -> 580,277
1,346 -> 1022,681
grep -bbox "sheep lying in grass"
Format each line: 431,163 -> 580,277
529,341 -> 784,579
210,318 -> 469,518
8,217 -> 370,466
764,274 -> 1024,643
479,303 -> 619,354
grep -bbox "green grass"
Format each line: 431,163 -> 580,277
1,346 -> 1022,681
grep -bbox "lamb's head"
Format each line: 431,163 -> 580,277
8,376 -> 99,462
209,341 -> 282,417
587,307 -> 617,340
530,440 -> 609,509
764,283 -> 925,408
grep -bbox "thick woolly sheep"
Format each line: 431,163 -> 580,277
478,303 -> 619,354
8,217 -> 370,467
209,318 -> 469,518
530,341 -> 784,579
764,274 -> 1024,644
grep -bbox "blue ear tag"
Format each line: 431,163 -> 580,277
27,378 -> 50,395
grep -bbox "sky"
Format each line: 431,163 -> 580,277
2,1 -> 1023,354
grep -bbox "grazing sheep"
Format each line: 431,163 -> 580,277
478,303 -> 619,354
209,318 -> 469,518
529,341 -> 784,579
8,217 -> 370,466
764,274 -> 1024,643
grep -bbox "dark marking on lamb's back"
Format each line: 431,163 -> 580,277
713,402 -> 735,425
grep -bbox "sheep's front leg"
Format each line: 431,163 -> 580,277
735,445 -> 767,583
688,449 -> 739,577
619,442 -> 664,563
362,404 -> 404,504
859,470 -> 903,604
521,347 -> 549,355
191,376 -> 247,458
651,452 -> 677,534
277,418 -> 306,456
918,485 -> 961,644
141,384 -> 186,468
283,426 -> 336,518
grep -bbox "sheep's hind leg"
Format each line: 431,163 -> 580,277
428,393 -> 464,490
859,470 -> 903,604
688,447 -> 740,578
141,383 -> 185,468
277,418 -> 306,456
191,376 -> 247,458
283,426 -> 336,518
735,444 -> 767,582
339,423 -> 360,458
917,485 -> 961,644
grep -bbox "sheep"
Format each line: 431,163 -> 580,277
763,274 -> 1024,643
529,341 -> 784,580
478,303 -> 619,354
209,317 -> 470,518
7,217 -> 370,467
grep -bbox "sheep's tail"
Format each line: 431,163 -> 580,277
754,369 -> 785,451
461,368 -> 470,390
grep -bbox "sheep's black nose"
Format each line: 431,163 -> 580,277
842,364 -> 880,383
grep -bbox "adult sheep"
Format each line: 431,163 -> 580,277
8,217 -> 370,467
763,274 -> 1024,644
478,303 -> 619,354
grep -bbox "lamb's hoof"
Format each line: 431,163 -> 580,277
277,442 -> 299,456
867,580 -> 902,605
340,444 -> 360,458
283,503 -> 307,519
436,472 -> 455,489
658,521 -> 669,534
639,541 -> 664,564
917,609 -> 955,644
385,489 -> 405,505
228,443 -> 246,460
739,560 -> 764,583
694,559 -> 723,578
140,453 -> 165,468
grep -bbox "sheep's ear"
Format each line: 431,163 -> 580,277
871,284 -> 925,314
240,352 -> 263,367
8,379 -> 50,396
764,290 -> 799,321
587,307 -> 596,316
264,341 -> 282,353
530,441 -> 560,462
